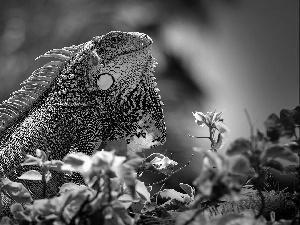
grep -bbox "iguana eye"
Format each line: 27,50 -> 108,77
97,73 -> 115,90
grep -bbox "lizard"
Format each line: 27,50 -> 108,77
0,31 -> 166,217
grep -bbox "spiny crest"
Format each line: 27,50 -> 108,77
0,43 -> 84,135
145,57 -> 163,106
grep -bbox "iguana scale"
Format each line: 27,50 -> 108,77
0,31 -> 166,216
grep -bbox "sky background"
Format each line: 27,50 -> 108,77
0,0 -> 299,190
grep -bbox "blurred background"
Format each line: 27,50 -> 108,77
0,0 -> 299,191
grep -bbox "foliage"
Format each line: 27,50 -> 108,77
0,107 -> 299,224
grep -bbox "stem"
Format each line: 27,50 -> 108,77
187,134 -> 211,139
105,175 -> 112,203
244,108 -> 255,148
41,166 -> 47,198
209,127 -> 214,149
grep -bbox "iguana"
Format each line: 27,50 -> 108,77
0,31 -> 166,216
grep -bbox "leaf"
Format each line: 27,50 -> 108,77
62,153 -> 92,174
0,217 -> 14,225
20,154 -> 42,166
264,159 -> 285,172
62,188 -> 94,221
280,107 -> 300,136
176,209 -> 207,225
256,129 -> 265,142
229,155 -> 253,176
261,145 -> 298,164
179,183 -> 195,199
285,140 -> 299,153
141,202 -> 157,213
45,171 -> 52,183
146,153 -> 178,175
192,111 -> 207,127
1,179 -> 32,203
213,122 -> 230,150
63,153 -> 89,167
284,165 -> 299,174
48,160 -> 72,174
36,149 -> 48,162
28,199 -> 60,216
159,189 -> 191,203
10,203 -> 29,221
264,114 -> 282,142
115,164 -> 136,198
18,170 -> 42,180
226,138 -> 252,156
135,180 -> 150,202
59,183 -> 81,193
110,200 -> 134,225
93,150 -> 126,170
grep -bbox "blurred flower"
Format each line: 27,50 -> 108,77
193,150 -> 242,201
62,150 -> 126,184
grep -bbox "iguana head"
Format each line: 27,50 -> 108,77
82,31 -> 166,152
86,31 -> 166,152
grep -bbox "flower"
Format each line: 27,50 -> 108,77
192,111 -> 223,128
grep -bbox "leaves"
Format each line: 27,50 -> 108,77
1,178 -> 32,203
260,145 -> 298,164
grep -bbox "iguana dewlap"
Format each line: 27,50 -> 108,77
0,31 -> 166,214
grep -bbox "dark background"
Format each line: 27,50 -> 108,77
0,0 -> 299,191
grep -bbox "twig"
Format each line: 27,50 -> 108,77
148,154 -> 193,186
187,134 -> 211,139
244,108 -> 255,148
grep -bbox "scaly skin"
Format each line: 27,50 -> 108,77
0,31 -> 166,216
